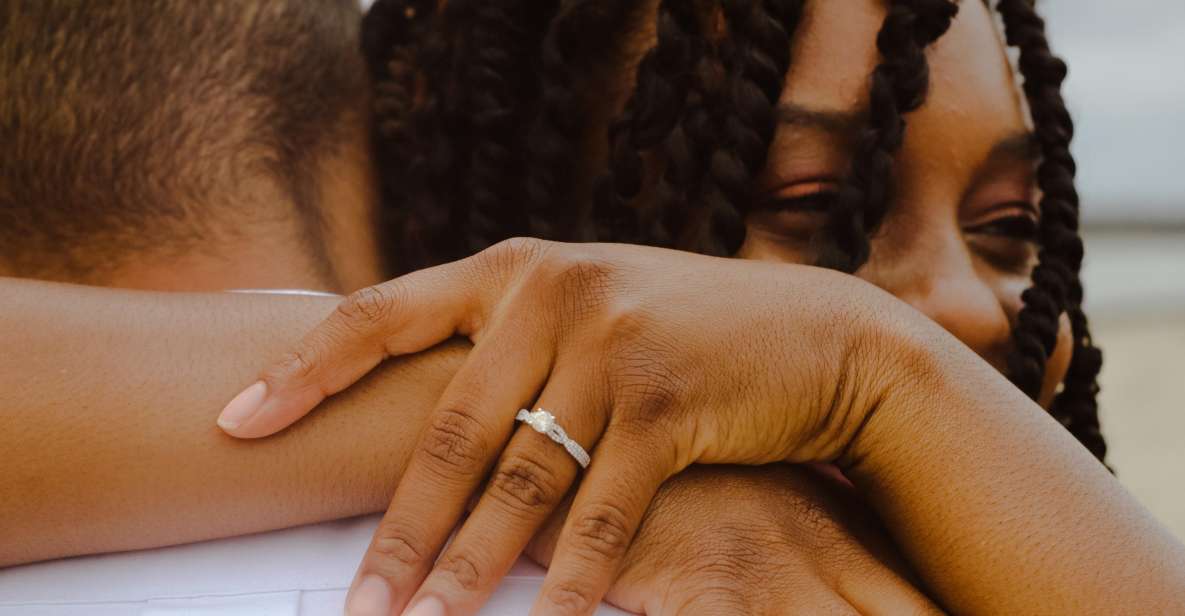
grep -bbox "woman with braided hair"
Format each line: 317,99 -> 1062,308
206,0 -> 1185,613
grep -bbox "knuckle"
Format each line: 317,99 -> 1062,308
420,407 -> 487,477
601,298 -> 653,340
617,371 -> 682,418
437,551 -> 484,591
530,250 -> 617,316
544,583 -> 596,614
603,327 -> 687,420
488,454 -> 563,512
572,502 -> 633,561
700,529 -> 768,578
786,494 -> 850,552
484,236 -> 546,271
671,586 -> 751,615
268,348 -> 319,383
687,522 -> 798,584
669,554 -> 778,615
594,298 -> 660,357
335,284 -> 399,331
612,361 -> 686,426
370,526 -> 426,571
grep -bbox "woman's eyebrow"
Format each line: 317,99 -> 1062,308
971,131 -> 1041,183
962,131 -> 1042,210
775,103 -> 866,136
985,131 -> 1040,166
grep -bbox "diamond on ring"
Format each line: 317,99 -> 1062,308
516,408 -> 590,469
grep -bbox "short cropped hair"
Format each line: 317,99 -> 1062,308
0,0 -> 368,279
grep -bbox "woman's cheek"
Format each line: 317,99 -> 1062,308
1038,312 -> 1074,409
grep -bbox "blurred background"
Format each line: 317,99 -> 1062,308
1042,0 -> 1185,540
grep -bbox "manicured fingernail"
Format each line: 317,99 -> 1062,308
404,596 -> 445,616
216,381 -> 267,431
345,574 -> 392,616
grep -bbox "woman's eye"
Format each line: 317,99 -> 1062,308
766,190 -> 839,213
746,190 -> 838,247
965,215 -> 1039,241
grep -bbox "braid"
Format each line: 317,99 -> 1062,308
461,0 -> 553,253
665,0 -> 804,256
652,11 -> 732,252
523,0 -> 636,241
996,0 -> 1107,463
369,0 -> 564,271
651,43 -> 719,249
593,0 -> 703,245
815,0 -> 957,273
361,0 -> 417,80
1057,308 -> 1107,461
365,0 -> 449,274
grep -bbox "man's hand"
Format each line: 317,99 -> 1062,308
527,465 -> 942,615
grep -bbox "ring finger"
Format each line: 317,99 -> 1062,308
343,321 -> 554,616
401,367 -> 607,616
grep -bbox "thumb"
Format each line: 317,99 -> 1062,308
216,263 -> 477,438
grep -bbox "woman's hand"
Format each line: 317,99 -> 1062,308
528,464 -> 942,615
216,238 -> 922,615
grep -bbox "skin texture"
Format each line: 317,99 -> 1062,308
743,0 -> 1071,400
6,1 -> 1175,616
234,238 -> 1185,616
0,7 -> 934,612
220,2 -> 1113,614
527,465 -> 941,616
0,279 -> 929,615
83,138 -> 384,295
0,280 -> 449,563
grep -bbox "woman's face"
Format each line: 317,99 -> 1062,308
625,0 -> 1072,405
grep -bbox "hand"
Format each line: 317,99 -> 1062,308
217,238 -> 922,615
527,464 -> 943,615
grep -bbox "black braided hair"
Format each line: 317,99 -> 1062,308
593,0 -> 705,245
815,0 -> 958,273
651,0 -> 805,256
694,0 -> 802,255
460,0 -> 551,253
996,0 -> 1107,462
365,0 -> 460,272
361,0 -> 419,81
653,5 -> 733,252
362,0 -> 1107,462
366,0 -> 561,274
522,0 -> 639,241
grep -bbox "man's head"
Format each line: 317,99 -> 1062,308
0,0 -> 382,291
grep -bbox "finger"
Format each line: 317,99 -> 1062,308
530,421 -> 676,616
668,584 -> 860,616
402,371 -> 607,616
838,569 -> 945,616
343,322 -> 555,616
218,259 -> 482,438
660,580 -> 860,616
522,491 -> 575,568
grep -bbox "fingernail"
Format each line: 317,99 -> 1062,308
216,381 -> 267,431
345,574 -> 392,616
404,596 -> 446,616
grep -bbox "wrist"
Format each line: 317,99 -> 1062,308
827,299 -> 950,473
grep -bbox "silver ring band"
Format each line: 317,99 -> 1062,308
515,408 -> 590,469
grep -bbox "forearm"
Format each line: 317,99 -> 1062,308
0,277 -> 467,567
845,318 -> 1185,614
